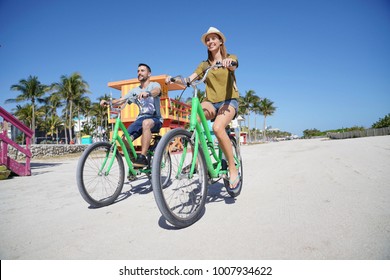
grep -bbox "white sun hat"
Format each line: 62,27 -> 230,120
201,27 -> 226,45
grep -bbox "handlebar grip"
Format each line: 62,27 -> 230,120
215,61 -> 238,67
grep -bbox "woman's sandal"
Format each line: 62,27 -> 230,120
228,174 -> 241,193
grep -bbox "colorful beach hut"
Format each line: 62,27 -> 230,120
107,75 -> 191,148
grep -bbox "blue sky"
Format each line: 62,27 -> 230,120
1,0 -> 389,136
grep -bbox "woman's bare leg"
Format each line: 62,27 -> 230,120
212,105 -> 239,189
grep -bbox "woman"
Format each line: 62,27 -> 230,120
166,27 -> 240,191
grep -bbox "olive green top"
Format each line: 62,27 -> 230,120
194,54 -> 239,103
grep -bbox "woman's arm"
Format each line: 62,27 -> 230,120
165,72 -> 198,85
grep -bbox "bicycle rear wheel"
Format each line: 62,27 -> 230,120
160,151 -> 172,188
76,142 -> 125,207
148,150 -> 172,187
224,136 -> 243,197
151,128 -> 208,228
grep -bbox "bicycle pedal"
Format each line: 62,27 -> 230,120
127,174 -> 137,181
220,174 -> 228,180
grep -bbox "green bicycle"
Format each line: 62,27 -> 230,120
76,96 -> 172,207
151,62 -> 243,228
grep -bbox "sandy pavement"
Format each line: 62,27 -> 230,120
0,136 -> 389,260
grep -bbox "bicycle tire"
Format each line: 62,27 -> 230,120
224,136 -> 243,197
76,142 -> 125,207
151,128 -> 208,228
160,151 -> 172,188
148,150 -> 172,188
147,136 -> 172,186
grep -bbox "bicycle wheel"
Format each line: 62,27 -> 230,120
224,136 -> 243,197
151,128 -> 208,228
76,142 -> 125,207
160,151 -> 172,188
148,150 -> 171,187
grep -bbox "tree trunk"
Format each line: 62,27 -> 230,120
77,107 -> 81,144
247,113 -> 251,143
68,101 -> 73,142
254,116 -> 257,142
64,107 -> 68,144
32,102 -> 36,144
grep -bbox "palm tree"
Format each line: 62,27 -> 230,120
252,100 -> 261,142
94,94 -> 111,134
12,104 -> 32,145
51,72 -> 89,143
258,98 -> 276,140
12,104 -> 43,144
43,93 -> 65,143
74,95 -> 91,143
13,104 -> 33,128
45,115 -> 63,143
6,75 -> 49,143
45,92 -> 64,117
238,90 -> 260,142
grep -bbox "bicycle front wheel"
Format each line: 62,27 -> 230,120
76,142 -> 125,207
151,128 -> 208,228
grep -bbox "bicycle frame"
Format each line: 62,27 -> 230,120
186,97 -> 226,179
173,62 -> 241,180
150,61 -> 243,227
112,116 -> 140,175
104,105 -> 144,177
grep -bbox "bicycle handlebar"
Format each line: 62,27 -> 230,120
170,61 -> 237,88
191,61 -> 237,87
105,91 -> 144,117
228,61 -> 238,67
108,99 -> 127,113
126,92 -> 138,104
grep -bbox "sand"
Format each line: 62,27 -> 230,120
0,136 -> 389,259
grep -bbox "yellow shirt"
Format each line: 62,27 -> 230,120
194,54 -> 239,103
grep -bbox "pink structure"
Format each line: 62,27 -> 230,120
0,106 -> 33,176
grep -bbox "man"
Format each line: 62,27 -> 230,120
100,63 -> 162,167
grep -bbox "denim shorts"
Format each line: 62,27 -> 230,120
207,99 -> 239,121
127,115 -> 162,140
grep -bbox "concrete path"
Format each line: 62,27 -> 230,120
1,136 -> 389,259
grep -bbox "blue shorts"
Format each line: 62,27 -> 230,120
207,99 -> 239,121
127,115 -> 162,140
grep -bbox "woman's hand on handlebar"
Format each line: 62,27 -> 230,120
220,58 -> 238,70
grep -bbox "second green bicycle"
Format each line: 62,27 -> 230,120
151,62 -> 243,228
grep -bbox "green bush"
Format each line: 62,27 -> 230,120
372,113 -> 390,128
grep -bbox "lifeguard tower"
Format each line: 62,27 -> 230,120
107,75 -> 191,148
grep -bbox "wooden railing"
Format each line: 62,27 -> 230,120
0,106 -> 33,176
106,98 -> 191,148
108,97 -> 191,126
160,97 -> 191,125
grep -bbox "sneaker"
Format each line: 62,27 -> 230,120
133,154 -> 148,168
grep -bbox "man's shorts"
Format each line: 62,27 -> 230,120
127,115 -> 162,140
